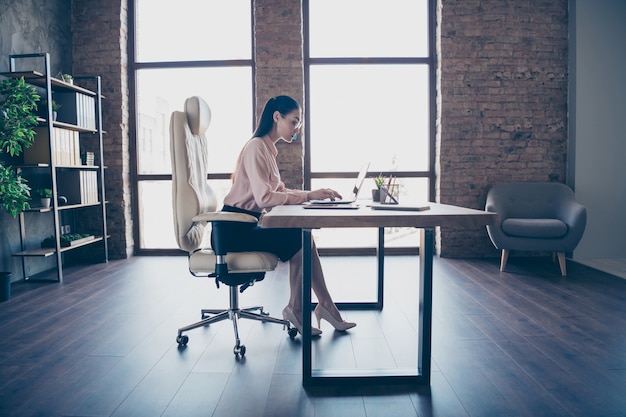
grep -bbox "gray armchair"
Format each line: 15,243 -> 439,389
485,182 -> 587,276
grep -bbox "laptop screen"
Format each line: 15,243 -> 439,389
351,162 -> 370,200
308,162 -> 370,204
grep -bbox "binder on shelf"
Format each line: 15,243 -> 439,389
23,127 -> 51,164
24,127 -> 80,166
55,91 -> 96,130
57,170 -> 98,205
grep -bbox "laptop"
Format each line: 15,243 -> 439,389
306,162 -> 370,206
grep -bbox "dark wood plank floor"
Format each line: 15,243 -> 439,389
1,254 -> 625,417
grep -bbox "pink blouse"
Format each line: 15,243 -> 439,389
223,136 -> 309,212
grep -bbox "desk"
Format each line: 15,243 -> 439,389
260,203 -> 496,387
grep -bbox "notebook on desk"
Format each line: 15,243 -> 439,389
368,202 -> 431,211
307,162 -> 370,205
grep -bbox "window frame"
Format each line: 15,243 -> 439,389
128,0 -> 256,255
302,0 -> 437,255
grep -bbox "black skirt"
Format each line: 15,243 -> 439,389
211,205 -> 302,262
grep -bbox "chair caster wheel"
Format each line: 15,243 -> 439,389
234,344 -> 246,357
177,335 -> 189,347
287,327 -> 298,339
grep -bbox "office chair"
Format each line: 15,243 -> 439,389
170,96 -> 295,357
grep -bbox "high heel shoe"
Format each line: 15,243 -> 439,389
282,306 -> 322,336
314,305 -> 356,331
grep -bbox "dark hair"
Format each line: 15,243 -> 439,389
252,95 -> 301,138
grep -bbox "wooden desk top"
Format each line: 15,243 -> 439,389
259,202 -> 497,229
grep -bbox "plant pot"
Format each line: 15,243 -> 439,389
372,189 -> 380,202
0,272 -> 11,302
40,198 -> 51,208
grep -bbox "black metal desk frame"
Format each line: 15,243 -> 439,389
301,227 -> 434,387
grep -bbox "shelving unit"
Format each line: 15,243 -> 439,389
2,53 -> 108,282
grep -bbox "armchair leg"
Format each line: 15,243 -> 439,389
500,249 -> 509,272
557,252 -> 567,276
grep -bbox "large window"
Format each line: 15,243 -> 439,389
304,0 -> 435,253
130,1 -> 435,253
130,0 -> 253,251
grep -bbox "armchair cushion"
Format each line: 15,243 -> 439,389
501,218 -> 568,238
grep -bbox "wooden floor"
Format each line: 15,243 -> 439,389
1,254 -> 625,417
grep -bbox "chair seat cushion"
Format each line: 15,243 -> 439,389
189,249 -> 279,275
502,218 -> 568,238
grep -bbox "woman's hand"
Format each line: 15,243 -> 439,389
307,188 -> 343,201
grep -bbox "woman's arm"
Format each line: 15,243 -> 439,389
242,141 -> 309,208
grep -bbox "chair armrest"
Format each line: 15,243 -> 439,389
485,201 -> 505,226
558,200 -> 587,229
556,199 -> 587,249
193,212 -> 258,223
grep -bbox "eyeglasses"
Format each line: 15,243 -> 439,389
280,113 -> 302,130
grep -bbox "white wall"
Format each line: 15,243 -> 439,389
570,0 -> 626,260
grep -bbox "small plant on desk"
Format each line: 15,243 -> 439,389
374,174 -> 386,190
372,174 -> 387,201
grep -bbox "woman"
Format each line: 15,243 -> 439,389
217,95 -> 356,336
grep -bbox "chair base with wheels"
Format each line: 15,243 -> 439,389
176,272 -> 297,356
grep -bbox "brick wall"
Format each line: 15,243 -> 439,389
71,0 -> 133,259
65,0 -> 569,258
254,0 -> 305,190
438,0 -> 569,257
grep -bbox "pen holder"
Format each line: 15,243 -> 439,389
380,184 -> 399,204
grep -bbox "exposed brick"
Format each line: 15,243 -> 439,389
438,0 -> 568,257
254,0 -> 305,190
72,0 -> 132,259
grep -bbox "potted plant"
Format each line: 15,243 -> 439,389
372,174 -> 386,202
36,188 -> 53,208
0,76 -> 39,301
39,99 -> 61,120
61,73 -> 73,84
0,76 -> 40,217
51,100 -> 61,121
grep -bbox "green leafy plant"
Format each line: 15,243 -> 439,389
45,99 -> 61,112
41,233 -> 91,248
61,74 -> 73,83
0,76 -> 40,217
40,99 -> 61,113
36,188 -> 53,198
373,174 -> 387,190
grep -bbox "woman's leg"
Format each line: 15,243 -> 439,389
287,240 -> 345,322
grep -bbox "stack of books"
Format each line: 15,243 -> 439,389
56,171 -> 99,205
24,127 -> 81,166
83,151 -> 95,166
55,92 -> 97,130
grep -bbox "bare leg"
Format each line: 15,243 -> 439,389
288,239 -> 344,322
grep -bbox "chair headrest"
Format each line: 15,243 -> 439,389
184,96 -> 211,136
